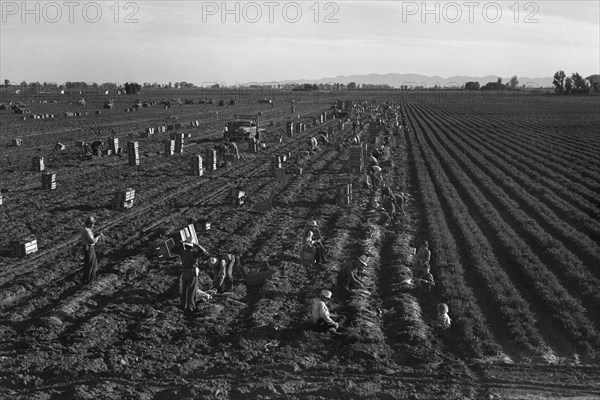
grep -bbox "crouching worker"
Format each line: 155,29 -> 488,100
208,251 -> 243,293
435,303 -> 451,330
312,290 -> 346,335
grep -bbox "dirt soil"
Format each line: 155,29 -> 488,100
1,93 -> 599,399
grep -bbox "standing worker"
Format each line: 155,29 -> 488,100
81,216 -> 105,284
177,238 -> 206,316
337,255 -> 369,300
368,164 -> 384,190
227,140 -> 240,160
305,220 -> 327,265
208,251 -> 243,293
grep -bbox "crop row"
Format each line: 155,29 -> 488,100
431,105 -> 600,220
407,103 -> 599,353
446,118 -> 600,242
405,110 -> 500,357
416,104 -> 600,287
408,127 -> 547,351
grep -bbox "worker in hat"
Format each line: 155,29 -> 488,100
415,261 -> 435,293
415,240 -> 431,272
80,215 -> 105,284
208,250 -> 243,293
177,237 -> 208,316
304,220 -> 327,265
368,164 -> 384,190
337,255 -> 369,300
436,303 -> 451,330
311,289 -> 346,334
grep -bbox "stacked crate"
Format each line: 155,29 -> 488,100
229,187 -> 245,206
194,219 -> 211,232
9,236 -> 38,257
336,183 -> 352,206
272,155 -> 286,181
164,139 -> 175,156
127,141 -> 139,166
286,121 -> 294,137
108,137 -> 119,154
190,155 -> 203,176
31,157 -> 44,172
207,149 -> 217,171
294,122 -> 301,134
112,188 -> 135,211
41,172 -> 56,190
348,146 -> 363,174
170,132 -> 184,153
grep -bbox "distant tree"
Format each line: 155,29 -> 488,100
168,81 -> 173,88
571,73 -> 590,94
553,70 -> 566,94
465,81 -> 480,90
174,82 -> 179,89
508,75 -> 519,90
347,82 -> 358,90
123,82 -> 141,94
587,74 -> 600,93
312,83 -> 319,91
482,81 -> 505,91
564,76 -> 573,94
211,83 -> 220,89
4,79 -> 9,89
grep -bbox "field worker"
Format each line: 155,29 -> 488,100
436,303 -> 451,330
317,133 -> 329,145
308,137 -> 318,152
178,238 -> 202,316
337,255 -> 369,299
228,140 -> 240,160
351,134 -> 360,145
90,140 -> 104,157
352,121 -> 357,135
415,262 -> 435,293
415,241 -> 431,271
81,216 -> 105,284
368,165 -> 384,189
312,290 -> 346,334
305,220 -> 327,265
209,251 -> 242,293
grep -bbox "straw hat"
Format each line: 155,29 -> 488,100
320,289 -> 332,299
309,220 -> 318,227
358,255 -> 369,266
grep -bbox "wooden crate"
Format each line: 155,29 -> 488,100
178,223 -> 199,245
194,220 -> 211,231
41,173 -> 56,190
115,188 -> 135,202
31,157 -> 44,172
337,195 -> 351,206
10,237 -> 38,257
150,238 -> 175,259
190,155 -> 203,176
112,199 -> 134,211
336,184 -> 352,195
75,140 -> 85,148
164,140 -> 175,156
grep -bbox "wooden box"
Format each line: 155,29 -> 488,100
300,248 -> 315,266
190,155 -> 203,176
115,188 -> 135,202
194,220 -> 211,231
41,173 -> 56,190
31,157 -> 45,172
112,199 -> 134,211
337,195 -> 351,206
10,237 -> 38,257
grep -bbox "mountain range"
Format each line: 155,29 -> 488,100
277,73 -> 553,88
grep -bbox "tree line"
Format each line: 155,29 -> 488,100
552,71 -> 599,94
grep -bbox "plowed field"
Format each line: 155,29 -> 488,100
1,90 -> 599,399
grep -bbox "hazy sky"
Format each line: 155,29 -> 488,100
1,1 -> 598,85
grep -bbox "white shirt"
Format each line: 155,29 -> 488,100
81,227 -> 96,246
312,298 -> 335,325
